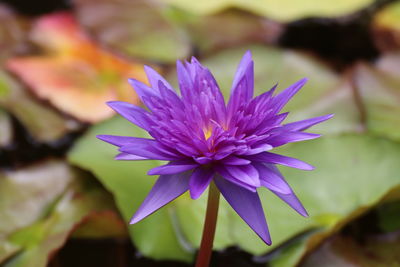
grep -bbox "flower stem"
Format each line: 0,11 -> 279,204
195,181 -> 220,267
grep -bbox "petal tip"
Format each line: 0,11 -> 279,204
129,216 -> 140,225
189,190 -> 201,200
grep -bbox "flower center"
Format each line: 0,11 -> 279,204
204,127 -> 212,140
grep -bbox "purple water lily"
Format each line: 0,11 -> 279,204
98,51 -> 332,245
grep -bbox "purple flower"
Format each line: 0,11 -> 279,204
97,51 -> 332,245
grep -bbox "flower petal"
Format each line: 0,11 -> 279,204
253,163 -> 291,194
97,134 -> 152,147
130,172 -> 191,224
216,165 -> 257,192
263,165 -> 308,217
248,152 -> 314,170
148,161 -> 198,175
107,101 -> 151,130
267,132 -> 320,147
120,141 -> 180,161
220,156 -> 251,165
226,165 -> 261,187
144,65 -> 174,92
128,78 -> 159,102
115,152 -> 146,160
177,60 -> 193,101
214,175 -> 271,245
230,50 -> 254,102
189,167 -> 215,199
283,114 -> 334,131
271,78 -> 307,113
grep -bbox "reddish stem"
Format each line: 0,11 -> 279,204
195,181 -> 220,267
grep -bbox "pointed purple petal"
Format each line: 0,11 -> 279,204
214,175 -> 271,245
130,172 -> 191,224
189,167 -> 214,199
263,165 -> 308,217
144,65 -> 174,92
148,161 -> 198,175
283,114 -> 334,131
120,141 -> 181,161
177,60 -> 193,101
128,78 -> 159,102
271,78 -> 307,113
248,152 -> 314,170
267,132 -> 320,147
220,156 -> 251,165
97,135 -> 151,148
107,101 -> 151,130
253,163 -> 291,194
242,143 -> 273,155
231,50 -> 254,101
216,165 -> 257,192
115,153 -> 147,160
226,165 -> 261,187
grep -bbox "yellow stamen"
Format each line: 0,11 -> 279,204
204,128 -> 212,140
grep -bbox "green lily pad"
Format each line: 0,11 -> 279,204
184,10 -> 283,54
0,161 -> 117,267
230,135 -> 400,257
0,161 -> 74,237
161,0 -> 374,22
352,62 -> 400,141
73,0 -> 190,63
0,71 -> 78,142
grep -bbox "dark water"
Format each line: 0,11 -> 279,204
51,240 -> 265,267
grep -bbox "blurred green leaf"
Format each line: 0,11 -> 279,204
352,62 -> 400,141
267,135 -> 400,266
74,0 -> 191,63
68,116 -> 193,262
0,161 -> 117,267
0,161 -> 74,236
184,10 -> 283,54
302,232 -> 400,267
0,71 -> 77,142
161,0 -> 374,22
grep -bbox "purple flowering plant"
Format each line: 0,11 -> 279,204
97,51 -> 332,265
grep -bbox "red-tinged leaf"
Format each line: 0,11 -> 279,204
6,12 -> 149,123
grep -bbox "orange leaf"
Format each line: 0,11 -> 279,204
7,12 -> 149,123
